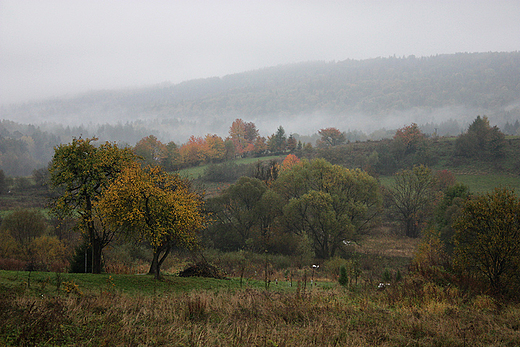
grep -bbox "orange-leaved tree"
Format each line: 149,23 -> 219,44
280,154 -> 301,172
97,163 -> 206,279
393,123 -> 425,157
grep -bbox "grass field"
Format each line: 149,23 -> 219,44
177,155 -> 284,179
379,173 -> 520,194
1,269 -> 520,346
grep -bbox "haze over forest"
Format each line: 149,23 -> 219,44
1,2 -> 520,175
2,51 -> 520,140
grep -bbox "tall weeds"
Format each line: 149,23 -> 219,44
1,285 -> 519,346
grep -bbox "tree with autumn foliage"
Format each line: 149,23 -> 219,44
453,188 -> 520,296
204,134 -> 226,163
317,127 -> 346,148
179,136 -> 206,167
133,135 -> 167,167
280,154 -> 301,172
392,123 -> 426,156
229,119 -> 259,156
97,163 -> 206,279
49,138 -> 135,273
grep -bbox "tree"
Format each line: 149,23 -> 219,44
179,136 -> 206,167
317,127 -> 346,148
287,134 -> 298,152
267,126 -> 287,154
97,163 -> 206,279
393,123 -> 425,156
0,209 -> 47,261
0,169 -> 7,194
207,177 -> 268,250
391,123 -> 433,168
204,134 -> 226,163
162,141 -> 181,172
455,116 -> 506,159
274,158 -> 381,259
229,119 -> 258,156
386,165 -> 436,238
49,137 -> 135,273
133,135 -> 167,167
280,154 -> 301,172
434,183 -> 470,254
453,188 -> 520,295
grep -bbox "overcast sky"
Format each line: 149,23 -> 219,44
1,0 -> 519,105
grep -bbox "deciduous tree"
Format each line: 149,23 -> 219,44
317,127 -> 346,148
274,158 -> 381,258
453,188 -> 520,295
97,163 -> 206,279
49,137 -> 135,273
386,165 -> 436,238
134,135 -> 167,167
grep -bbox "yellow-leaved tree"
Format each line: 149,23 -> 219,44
49,138 -> 136,273
97,163 -> 206,279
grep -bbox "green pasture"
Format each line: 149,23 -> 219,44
454,174 -> 520,194
176,155 -> 284,179
0,270 -> 331,297
380,173 -> 520,194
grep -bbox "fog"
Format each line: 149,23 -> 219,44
1,0 -> 519,106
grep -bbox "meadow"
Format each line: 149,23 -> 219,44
2,268 -> 520,346
2,135 -> 520,345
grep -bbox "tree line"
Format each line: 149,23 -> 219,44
1,116 -> 519,297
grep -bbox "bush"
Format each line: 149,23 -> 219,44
202,162 -> 249,182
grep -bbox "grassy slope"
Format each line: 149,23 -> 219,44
177,155 -> 284,179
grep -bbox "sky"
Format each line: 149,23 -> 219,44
1,0 -> 519,105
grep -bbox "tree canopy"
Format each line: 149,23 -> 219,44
274,158 -> 381,258
97,163 -> 206,279
49,137 -> 135,273
453,188 -> 520,295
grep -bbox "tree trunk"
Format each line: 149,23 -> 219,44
91,237 -> 103,274
148,244 -> 171,280
149,252 -> 160,279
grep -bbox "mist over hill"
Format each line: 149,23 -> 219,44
1,52 -> 520,143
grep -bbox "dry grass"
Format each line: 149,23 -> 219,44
2,283 -> 520,346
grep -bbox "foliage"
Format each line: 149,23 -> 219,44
206,177 -> 269,251
0,170 -> 7,194
97,163 -> 206,279
453,188 -> 520,296
267,126 -> 287,154
133,135 -> 167,167
228,119 -> 260,156
274,158 -> 381,259
434,183 -> 471,254
386,165 -> 437,238
49,137 -> 136,273
317,127 -> 346,148
0,209 -> 47,247
280,154 -> 301,172
393,123 -> 425,156
454,115 -> 506,159
202,162 -> 249,182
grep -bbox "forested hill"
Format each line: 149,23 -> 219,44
1,51 -> 520,138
